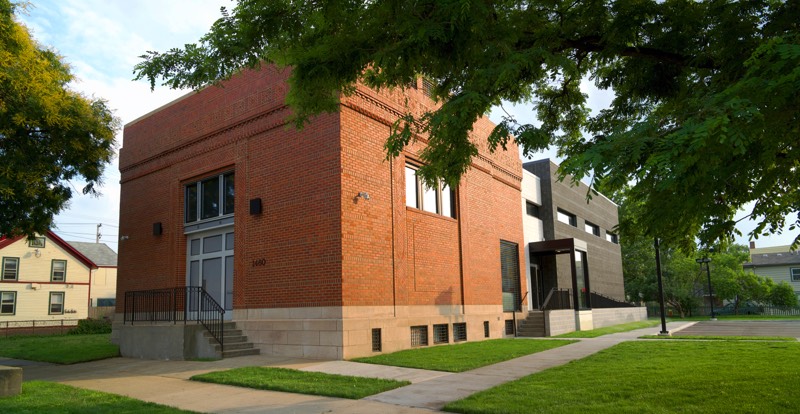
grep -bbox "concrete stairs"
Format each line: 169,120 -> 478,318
205,322 -> 260,358
516,311 -> 546,337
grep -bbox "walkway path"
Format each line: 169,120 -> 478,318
9,321 -> 694,413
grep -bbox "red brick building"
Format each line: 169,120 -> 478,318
115,67 -> 528,359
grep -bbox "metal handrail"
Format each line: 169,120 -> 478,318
512,291 -> 529,337
590,291 -> 637,308
123,286 -> 225,352
541,288 -> 572,310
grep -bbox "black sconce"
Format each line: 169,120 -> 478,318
153,222 -> 163,236
250,198 -> 262,215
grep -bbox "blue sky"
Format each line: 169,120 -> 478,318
17,0 -> 796,251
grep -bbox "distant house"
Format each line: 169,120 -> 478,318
69,242 -> 118,316
743,243 -> 800,301
0,231 -> 117,322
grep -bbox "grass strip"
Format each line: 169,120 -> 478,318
0,381 -> 196,413
640,334 -> 796,341
445,341 -> 800,414
553,320 -> 660,338
191,367 -> 409,399
0,333 -> 119,364
352,339 -> 576,372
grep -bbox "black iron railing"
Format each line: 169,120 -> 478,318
541,288 -> 573,310
590,291 -> 637,308
124,287 -> 224,352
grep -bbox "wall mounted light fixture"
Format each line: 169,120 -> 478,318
34,249 -> 41,258
357,192 -> 371,201
250,198 -> 262,215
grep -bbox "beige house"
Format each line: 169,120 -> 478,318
744,243 -> 800,301
0,231 -> 116,322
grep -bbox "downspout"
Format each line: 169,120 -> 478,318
390,157 -> 396,317
457,182 -> 465,314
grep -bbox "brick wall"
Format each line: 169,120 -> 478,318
119,68 -> 526,326
118,67 -> 343,311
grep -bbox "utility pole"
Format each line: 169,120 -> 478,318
96,223 -> 102,243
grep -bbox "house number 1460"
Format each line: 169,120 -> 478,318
251,258 -> 266,267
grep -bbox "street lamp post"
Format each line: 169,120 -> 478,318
696,253 -> 716,320
655,238 -> 670,335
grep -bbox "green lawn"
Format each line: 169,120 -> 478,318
640,334 -> 797,341
0,333 -> 119,364
0,381 -> 196,413
352,339 -> 576,372
191,367 -> 409,399
553,320 -> 660,338
445,341 -> 800,413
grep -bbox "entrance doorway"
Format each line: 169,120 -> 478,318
187,227 -> 234,319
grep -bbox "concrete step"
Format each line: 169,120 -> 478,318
214,341 -> 255,352
204,321 -> 260,358
222,347 -> 261,358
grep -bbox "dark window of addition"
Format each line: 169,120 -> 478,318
526,201 -> 540,218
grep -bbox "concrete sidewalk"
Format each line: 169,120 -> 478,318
10,321 -> 693,413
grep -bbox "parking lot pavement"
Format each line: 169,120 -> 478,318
672,320 -> 800,338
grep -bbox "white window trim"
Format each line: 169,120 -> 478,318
184,171 -> 235,225
49,292 -> 65,315
405,164 -> 456,218
2,257 -> 19,281
791,268 -> 800,282
0,291 -> 16,315
51,259 -> 67,282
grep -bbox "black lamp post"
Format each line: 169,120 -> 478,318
655,238 -> 669,335
696,249 -> 716,320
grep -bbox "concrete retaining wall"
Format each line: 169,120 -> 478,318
113,323 -> 218,360
545,309 -> 576,336
592,307 -> 648,328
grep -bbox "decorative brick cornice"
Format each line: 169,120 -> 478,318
120,105 -> 289,182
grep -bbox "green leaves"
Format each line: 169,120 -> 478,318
0,0 -> 118,236
133,0 -> 799,249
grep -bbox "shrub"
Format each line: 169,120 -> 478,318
68,318 -> 112,335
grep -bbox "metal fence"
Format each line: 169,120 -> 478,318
0,319 -> 80,337
123,286 -> 224,352
647,304 -> 800,318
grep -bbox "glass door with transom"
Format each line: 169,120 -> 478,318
187,228 -> 234,319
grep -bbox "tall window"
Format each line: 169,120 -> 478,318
405,165 -> 455,218
574,251 -> 590,310
525,201 -> 540,218
49,292 -> 65,315
585,221 -> 600,236
500,241 -> 521,312
185,172 -> 235,223
557,209 -> 577,227
2,257 -> 18,281
0,292 -> 15,315
51,260 -> 67,282
791,268 -> 800,282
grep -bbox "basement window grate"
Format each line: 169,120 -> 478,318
453,323 -> 467,342
411,325 -> 428,347
433,324 -> 449,344
372,328 -> 382,352
505,319 -> 515,335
